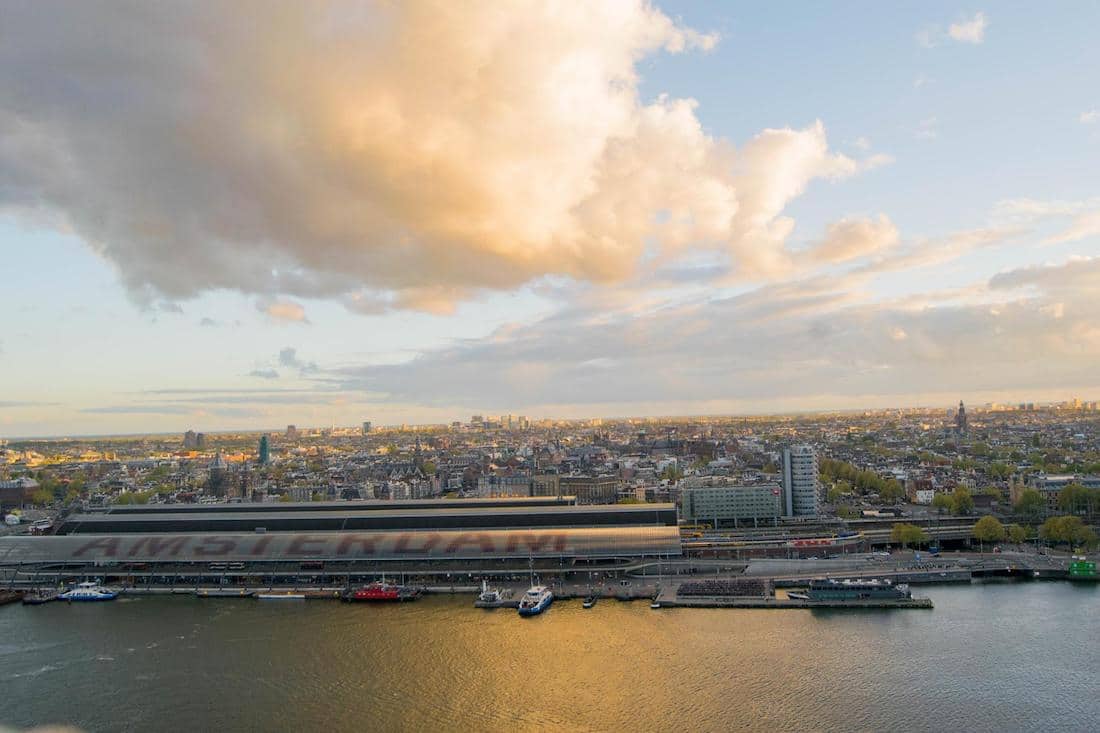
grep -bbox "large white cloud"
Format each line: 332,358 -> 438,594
0,1 -> 871,312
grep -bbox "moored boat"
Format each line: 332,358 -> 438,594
582,595 -> 597,608
478,579 -> 502,604
59,581 -> 118,602
344,580 -> 421,602
517,585 -> 553,616
256,591 -> 306,600
22,589 -> 59,605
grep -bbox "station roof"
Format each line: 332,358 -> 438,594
0,526 -> 682,564
106,496 -> 578,514
56,504 -> 678,534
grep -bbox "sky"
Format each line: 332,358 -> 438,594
1,1 -> 1099,438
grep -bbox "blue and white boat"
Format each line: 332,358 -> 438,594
517,584 -> 553,616
59,581 -> 118,602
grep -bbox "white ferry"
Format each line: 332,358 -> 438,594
59,581 -> 118,602
517,585 -> 553,616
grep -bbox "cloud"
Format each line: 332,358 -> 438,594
1080,111 -> 1099,124
810,215 -> 899,264
0,1 -> 873,314
157,301 -> 184,314
330,257 -> 1100,413
278,347 -> 318,375
247,368 -> 280,379
1042,211 -> 1100,246
257,299 -> 308,323
948,12 -> 987,44
0,401 -> 60,408
198,317 -> 219,327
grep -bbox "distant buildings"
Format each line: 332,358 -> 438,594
258,435 -> 270,465
362,421 -> 372,435
286,425 -> 299,441
182,430 -> 206,450
781,445 -> 819,516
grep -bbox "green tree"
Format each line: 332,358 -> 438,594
988,463 -> 1013,480
1058,482 -> 1090,514
951,487 -> 975,516
30,488 -> 54,506
880,478 -> 905,504
278,493 -> 292,503
311,492 -> 325,502
1006,524 -> 1029,545
1014,488 -> 1046,517
1038,515 -> 1094,546
890,523 -> 928,549
973,515 -> 1005,552
931,493 -> 952,515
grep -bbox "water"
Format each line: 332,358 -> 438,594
2,582 -> 1097,732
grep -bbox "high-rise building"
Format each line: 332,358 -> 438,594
781,445 -> 819,517
362,421 -> 372,435
258,435 -> 270,465
183,430 -> 197,450
286,425 -> 298,440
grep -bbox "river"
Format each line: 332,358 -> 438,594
2,581 -> 1097,732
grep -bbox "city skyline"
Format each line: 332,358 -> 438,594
3,1 -> 1100,437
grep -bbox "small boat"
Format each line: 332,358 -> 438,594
478,579 -> 502,604
650,599 -> 661,609
582,595 -> 597,609
0,589 -> 23,606
517,584 -> 553,616
256,591 -> 305,600
59,581 -> 118,602
786,592 -> 811,601
22,589 -> 59,605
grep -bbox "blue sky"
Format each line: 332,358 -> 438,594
1,2 -> 1098,437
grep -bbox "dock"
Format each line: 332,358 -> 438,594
657,591 -> 933,610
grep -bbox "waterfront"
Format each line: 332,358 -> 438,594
3,582 -> 1097,732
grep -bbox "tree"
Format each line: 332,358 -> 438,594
1014,488 -> 1045,517
973,516 -> 1005,552
891,523 -> 928,549
1006,524 -> 1029,545
988,462 -> 1013,480
30,488 -> 54,506
880,479 -> 905,504
278,493 -> 292,503
931,493 -> 952,515
1039,515 -> 1090,546
1058,482 -> 1090,514
951,487 -> 974,516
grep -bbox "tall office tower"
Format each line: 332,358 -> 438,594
286,425 -> 299,440
258,435 -> 270,465
362,421 -> 372,435
781,445 -> 819,517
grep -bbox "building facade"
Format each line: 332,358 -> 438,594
680,483 -> 782,527
781,445 -> 819,516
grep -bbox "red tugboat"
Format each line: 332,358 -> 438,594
344,578 -> 422,602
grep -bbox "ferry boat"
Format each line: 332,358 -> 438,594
807,578 -> 911,601
59,581 -> 118,602
345,580 -> 421,602
478,579 -> 502,604
517,585 -> 553,616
